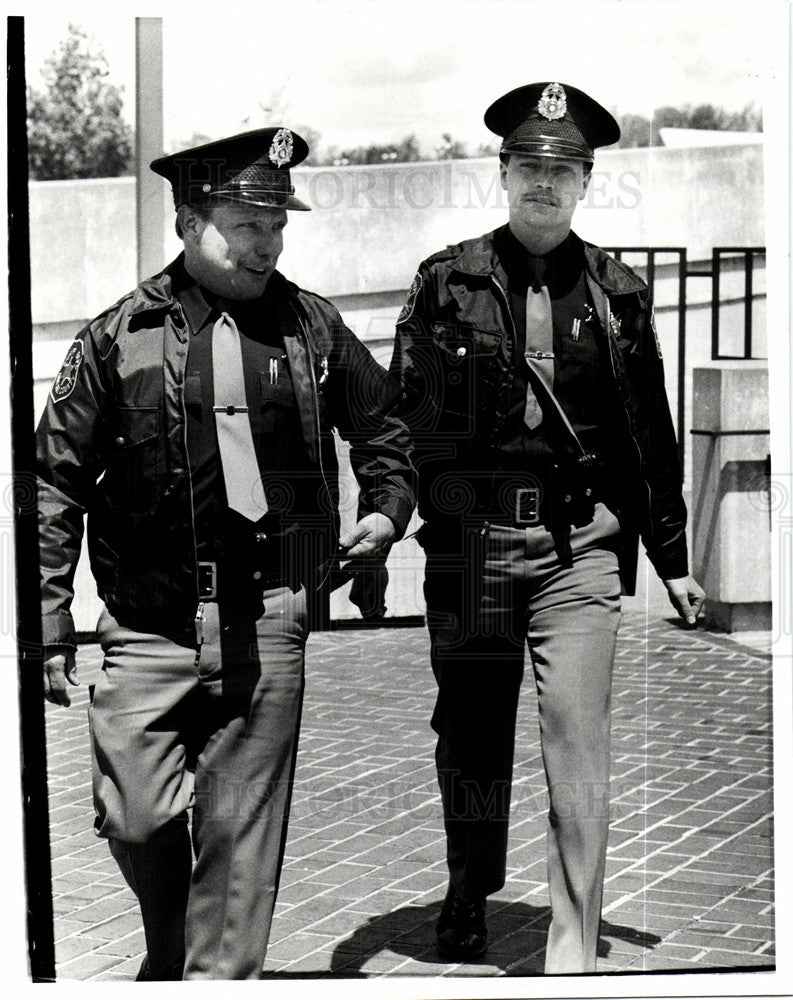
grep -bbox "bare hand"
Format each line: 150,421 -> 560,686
663,575 -> 706,626
339,513 -> 396,559
43,648 -> 79,706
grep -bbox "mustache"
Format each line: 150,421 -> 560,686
524,194 -> 560,206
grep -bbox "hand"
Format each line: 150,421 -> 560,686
663,575 -> 706,626
339,513 -> 396,559
349,562 -> 389,620
43,648 -> 79,706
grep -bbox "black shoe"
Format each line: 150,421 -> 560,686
136,955 -> 184,981
436,890 -> 488,960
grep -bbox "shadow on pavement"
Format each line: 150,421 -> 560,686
301,900 -> 664,977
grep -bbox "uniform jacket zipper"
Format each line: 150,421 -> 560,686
294,310 -> 339,587
172,302 -> 202,608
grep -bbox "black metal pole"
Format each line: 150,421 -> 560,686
711,250 -> 721,360
7,14 -> 57,982
744,250 -> 753,359
677,249 -> 687,476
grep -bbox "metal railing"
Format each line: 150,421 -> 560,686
606,247 -> 689,472
710,247 -> 767,360
606,246 -> 766,475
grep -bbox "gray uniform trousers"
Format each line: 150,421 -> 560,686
425,503 -> 622,973
88,584 -> 307,980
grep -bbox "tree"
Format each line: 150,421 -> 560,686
616,103 -> 764,149
436,133 -> 467,160
475,140 -> 500,158
617,113 -> 654,148
731,103 -> 762,131
27,23 -> 134,179
687,103 -> 723,131
652,105 -> 688,131
334,134 -> 422,166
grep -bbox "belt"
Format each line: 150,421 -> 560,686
197,561 -> 218,600
496,486 -> 543,526
480,483 -> 599,528
197,560 -> 290,601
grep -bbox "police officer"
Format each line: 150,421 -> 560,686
38,127 -> 415,980
390,84 -> 705,973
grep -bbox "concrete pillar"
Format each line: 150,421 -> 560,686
691,363 -> 770,631
135,17 -> 164,282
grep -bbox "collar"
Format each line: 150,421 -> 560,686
171,257 -> 214,333
127,253 -> 301,323
449,225 -> 646,296
501,227 -> 583,292
449,225 -> 577,279
451,229 -> 504,277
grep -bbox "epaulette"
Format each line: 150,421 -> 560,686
583,242 -> 647,295
422,242 -> 464,268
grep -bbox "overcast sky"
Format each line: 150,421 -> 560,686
23,1 -> 781,156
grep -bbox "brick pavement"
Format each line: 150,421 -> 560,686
43,608 -> 774,982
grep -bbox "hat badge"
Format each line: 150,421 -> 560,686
269,128 -> 294,168
537,83 -> 567,121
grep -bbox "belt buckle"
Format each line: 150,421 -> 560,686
515,487 -> 540,526
197,561 -> 217,601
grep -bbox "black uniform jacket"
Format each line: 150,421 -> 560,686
390,226 -> 688,594
37,258 -> 416,647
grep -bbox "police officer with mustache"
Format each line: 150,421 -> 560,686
390,83 -> 705,973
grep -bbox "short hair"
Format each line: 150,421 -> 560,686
174,198 -> 215,239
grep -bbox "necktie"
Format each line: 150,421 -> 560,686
523,272 -> 554,431
212,311 -> 269,521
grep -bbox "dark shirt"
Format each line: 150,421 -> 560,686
173,262 -> 311,562
495,227 -> 618,475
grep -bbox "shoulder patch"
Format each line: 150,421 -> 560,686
397,273 -> 423,325
50,339 -> 84,403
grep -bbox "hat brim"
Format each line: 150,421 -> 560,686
215,190 -> 311,212
501,139 -> 594,162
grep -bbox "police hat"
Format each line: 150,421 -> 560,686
150,127 -> 311,211
485,83 -> 620,162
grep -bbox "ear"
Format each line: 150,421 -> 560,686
177,204 -> 206,241
499,159 -> 509,191
579,167 -> 592,201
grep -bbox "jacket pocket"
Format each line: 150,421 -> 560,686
259,364 -> 295,410
430,323 -> 501,423
106,406 -> 166,516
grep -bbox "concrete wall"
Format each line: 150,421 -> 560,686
30,141 -> 764,327
30,176 -> 138,325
